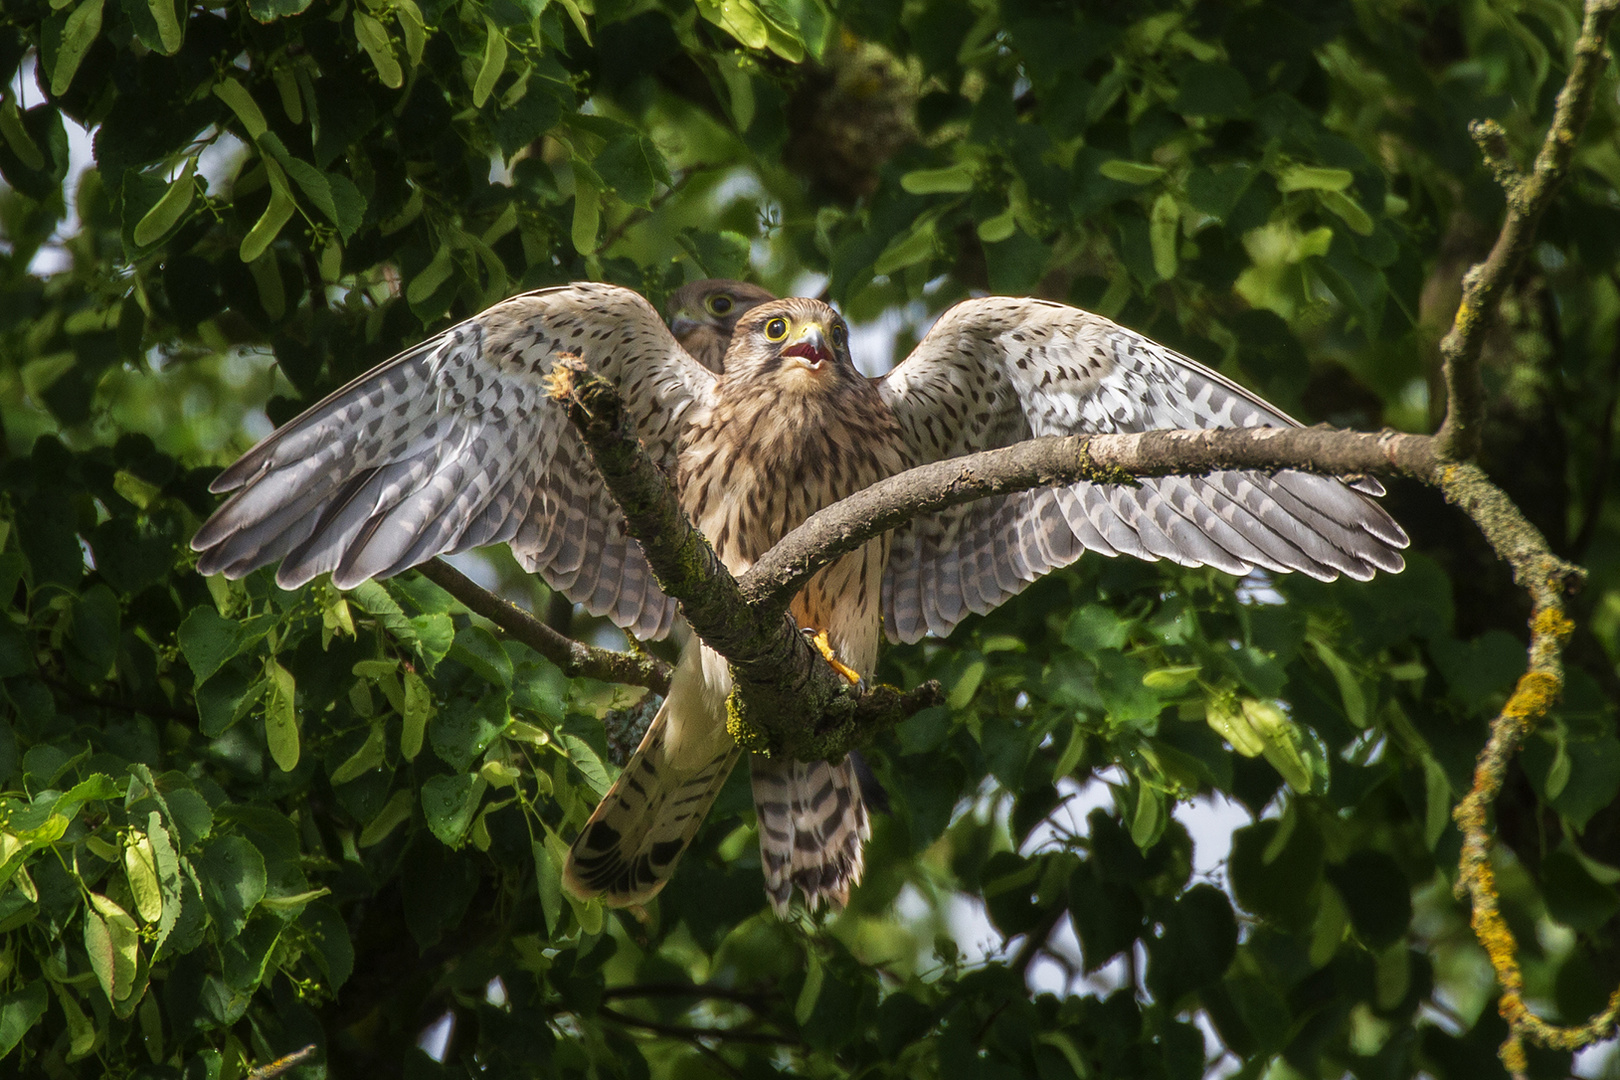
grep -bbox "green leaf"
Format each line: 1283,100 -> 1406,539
431,692 -> 508,771
359,789 -> 414,848
247,0 -> 312,20
196,835 -> 267,937
354,10 -> 403,89
449,625 -> 513,689
1307,635 -> 1367,728
1146,884 -> 1237,1006
0,982 -> 48,1058
1319,189 -> 1374,235
1276,165 -> 1354,192
531,839 -> 562,934
124,832 -> 162,924
401,670 -> 433,761
1098,159 -> 1165,185
694,0 -> 769,50
331,722 -> 388,784
264,658 -> 300,772
872,220 -> 938,277
213,79 -> 268,141
407,243 -> 454,305
976,207 -> 1017,243
300,901 -> 355,990
1230,815 -> 1322,932
0,100 -> 44,172
47,0 -> 105,96
1542,850 -> 1620,931
557,731 -> 613,798
421,774 -> 486,847
147,0 -> 183,51
52,983 -> 95,1061
795,953 -> 825,1025
900,163 -> 975,195
1068,860 -> 1144,972
473,18 -> 508,109
1325,851 -> 1411,948
571,167 -> 600,256
239,182 -> 296,263
677,230 -> 751,278
594,134 -> 668,210
1149,191 -> 1179,281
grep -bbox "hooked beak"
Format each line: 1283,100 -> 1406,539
781,322 -> 834,369
670,311 -> 701,337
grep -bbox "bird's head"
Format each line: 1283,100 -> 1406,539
668,279 -> 776,334
725,299 -> 857,393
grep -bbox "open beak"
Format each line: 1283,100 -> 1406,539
781,322 -> 834,369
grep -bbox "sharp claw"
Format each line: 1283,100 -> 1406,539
799,627 -> 863,687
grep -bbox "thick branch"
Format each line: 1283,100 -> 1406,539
739,426 -> 1440,615
1435,0 -> 1620,459
416,558 -> 672,696
547,358 -> 941,762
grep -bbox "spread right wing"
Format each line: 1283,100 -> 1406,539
191,282 -> 716,641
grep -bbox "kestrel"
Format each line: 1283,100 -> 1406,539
666,279 -> 777,374
191,282 -> 1408,913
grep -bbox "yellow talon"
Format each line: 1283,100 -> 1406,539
808,629 -> 862,686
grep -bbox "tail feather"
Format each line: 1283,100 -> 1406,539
564,695 -> 741,907
751,756 -> 870,915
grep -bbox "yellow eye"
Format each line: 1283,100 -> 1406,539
764,317 -> 789,341
706,294 -> 733,316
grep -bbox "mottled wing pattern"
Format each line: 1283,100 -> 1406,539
751,757 -> 869,915
192,282 -> 713,641
877,297 -> 1409,643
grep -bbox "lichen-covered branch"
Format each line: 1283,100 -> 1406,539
416,558 -> 673,696
1441,463 -> 1606,1076
1435,0 -> 1620,460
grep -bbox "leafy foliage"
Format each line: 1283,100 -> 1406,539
2,0 -> 1619,1077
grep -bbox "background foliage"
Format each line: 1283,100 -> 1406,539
2,0 -> 1619,1076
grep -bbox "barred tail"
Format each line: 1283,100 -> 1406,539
564,692 -> 741,908
751,755 -> 870,915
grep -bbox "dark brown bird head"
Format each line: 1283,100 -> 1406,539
723,298 -> 860,396
667,279 -> 777,374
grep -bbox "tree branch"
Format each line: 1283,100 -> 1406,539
738,426 -> 1439,616
415,558 -> 672,696
1435,0 -> 1620,460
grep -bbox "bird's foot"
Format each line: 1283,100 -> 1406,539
800,627 -> 864,689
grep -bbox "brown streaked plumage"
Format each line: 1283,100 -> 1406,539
667,279 -> 777,374
191,282 -> 1409,914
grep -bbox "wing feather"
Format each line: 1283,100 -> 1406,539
193,282 -> 714,640
878,297 -> 1408,643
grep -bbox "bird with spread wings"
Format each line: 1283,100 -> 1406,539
191,281 -> 1407,914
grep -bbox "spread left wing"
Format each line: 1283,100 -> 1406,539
877,297 -> 1409,643
192,282 -> 715,641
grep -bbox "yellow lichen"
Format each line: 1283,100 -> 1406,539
725,692 -> 772,754
1531,606 -> 1574,642
1501,671 -> 1559,728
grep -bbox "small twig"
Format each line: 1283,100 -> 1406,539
1435,0 -> 1620,460
596,1003 -> 800,1046
247,1044 -> 318,1079
601,982 -> 776,1008
416,558 -> 671,695
1009,906 -> 1065,980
